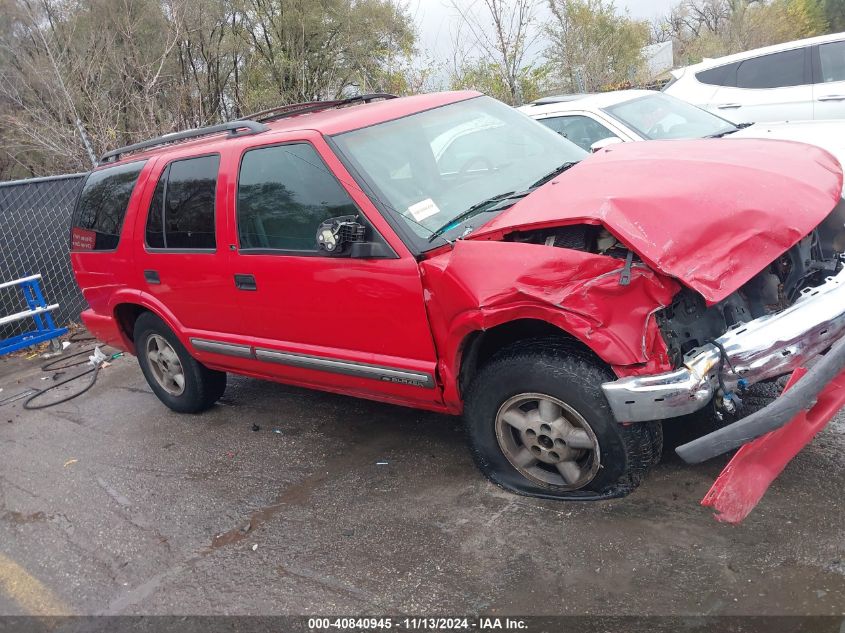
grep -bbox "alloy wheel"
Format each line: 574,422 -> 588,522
146,334 -> 186,396
495,392 -> 601,489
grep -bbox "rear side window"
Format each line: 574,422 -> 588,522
71,161 -> 145,251
736,49 -> 806,88
237,143 -> 357,251
145,154 -> 219,250
819,41 -> 845,83
696,62 -> 739,87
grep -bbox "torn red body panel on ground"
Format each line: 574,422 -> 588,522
702,365 -> 845,523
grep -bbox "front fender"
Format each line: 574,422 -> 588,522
420,240 -> 680,410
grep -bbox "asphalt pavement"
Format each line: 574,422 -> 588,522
1,342 -> 843,618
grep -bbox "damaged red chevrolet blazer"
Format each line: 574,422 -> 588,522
70,91 -> 845,508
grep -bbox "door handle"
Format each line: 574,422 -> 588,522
818,95 -> 845,102
144,270 -> 160,284
716,103 -> 742,109
234,274 -> 257,291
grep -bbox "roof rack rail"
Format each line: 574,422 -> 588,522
245,93 -> 398,124
99,120 -> 269,164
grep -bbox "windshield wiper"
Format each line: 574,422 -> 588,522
427,191 -> 518,243
427,161 -> 582,244
529,161 -> 579,189
706,123 -> 752,138
706,129 -> 738,138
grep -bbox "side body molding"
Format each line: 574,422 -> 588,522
189,338 -> 435,389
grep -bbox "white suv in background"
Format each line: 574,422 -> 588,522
664,32 -> 845,123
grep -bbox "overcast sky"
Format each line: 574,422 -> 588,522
408,0 -> 678,62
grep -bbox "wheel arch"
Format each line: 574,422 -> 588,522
112,297 -> 182,355
456,318 -> 607,401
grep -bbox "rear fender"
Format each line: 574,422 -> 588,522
108,289 -> 185,354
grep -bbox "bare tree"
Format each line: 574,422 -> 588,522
449,0 -> 540,105
654,0 -> 823,64
0,0 -> 418,179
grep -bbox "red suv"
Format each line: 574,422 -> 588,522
70,91 -> 845,507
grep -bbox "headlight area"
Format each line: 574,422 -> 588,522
658,227 -> 842,371
602,229 -> 845,428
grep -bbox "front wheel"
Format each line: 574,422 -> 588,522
463,339 -> 661,500
134,313 -> 227,413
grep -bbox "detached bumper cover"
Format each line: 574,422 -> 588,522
602,266 -> 845,425
699,364 -> 845,523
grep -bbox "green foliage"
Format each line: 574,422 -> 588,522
667,0 -> 831,65
2,0 -> 844,179
449,61 -> 548,105
823,0 -> 845,30
751,0 -> 828,43
545,0 -> 650,93
238,0 -> 416,109
0,0 -> 418,177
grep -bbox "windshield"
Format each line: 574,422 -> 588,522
603,93 -> 737,140
332,96 -> 586,243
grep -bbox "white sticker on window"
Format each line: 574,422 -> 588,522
407,198 -> 440,222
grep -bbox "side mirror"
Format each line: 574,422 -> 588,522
590,137 -> 623,153
316,215 -> 365,254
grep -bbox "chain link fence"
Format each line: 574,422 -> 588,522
0,173 -> 88,338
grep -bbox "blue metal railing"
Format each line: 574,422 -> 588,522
0,275 -> 68,355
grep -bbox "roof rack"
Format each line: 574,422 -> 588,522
245,93 -> 398,124
99,120 -> 269,164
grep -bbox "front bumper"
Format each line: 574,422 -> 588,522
602,265 -> 845,427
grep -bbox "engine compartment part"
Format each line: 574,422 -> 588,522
602,264 -> 845,423
676,335 -> 845,463
506,225 -> 628,259
656,225 -> 841,366
656,290 -> 751,367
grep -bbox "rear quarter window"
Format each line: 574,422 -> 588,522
695,62 -> 739,87
71,160 -> 146,251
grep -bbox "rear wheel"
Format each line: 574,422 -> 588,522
134,313 -> 226,413
464,339 -> 661,500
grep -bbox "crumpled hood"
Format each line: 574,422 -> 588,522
471,138 -> 843,304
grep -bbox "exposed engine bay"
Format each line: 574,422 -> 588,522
657,229 -> 841,367
505,201 -> 845,369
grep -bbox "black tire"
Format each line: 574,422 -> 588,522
464,338 -> 662,500
134,312 -> 227,413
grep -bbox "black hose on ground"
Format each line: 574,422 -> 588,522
23,366 -> 101,410
41,347 -> 98,372
23,336 -> 119,410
